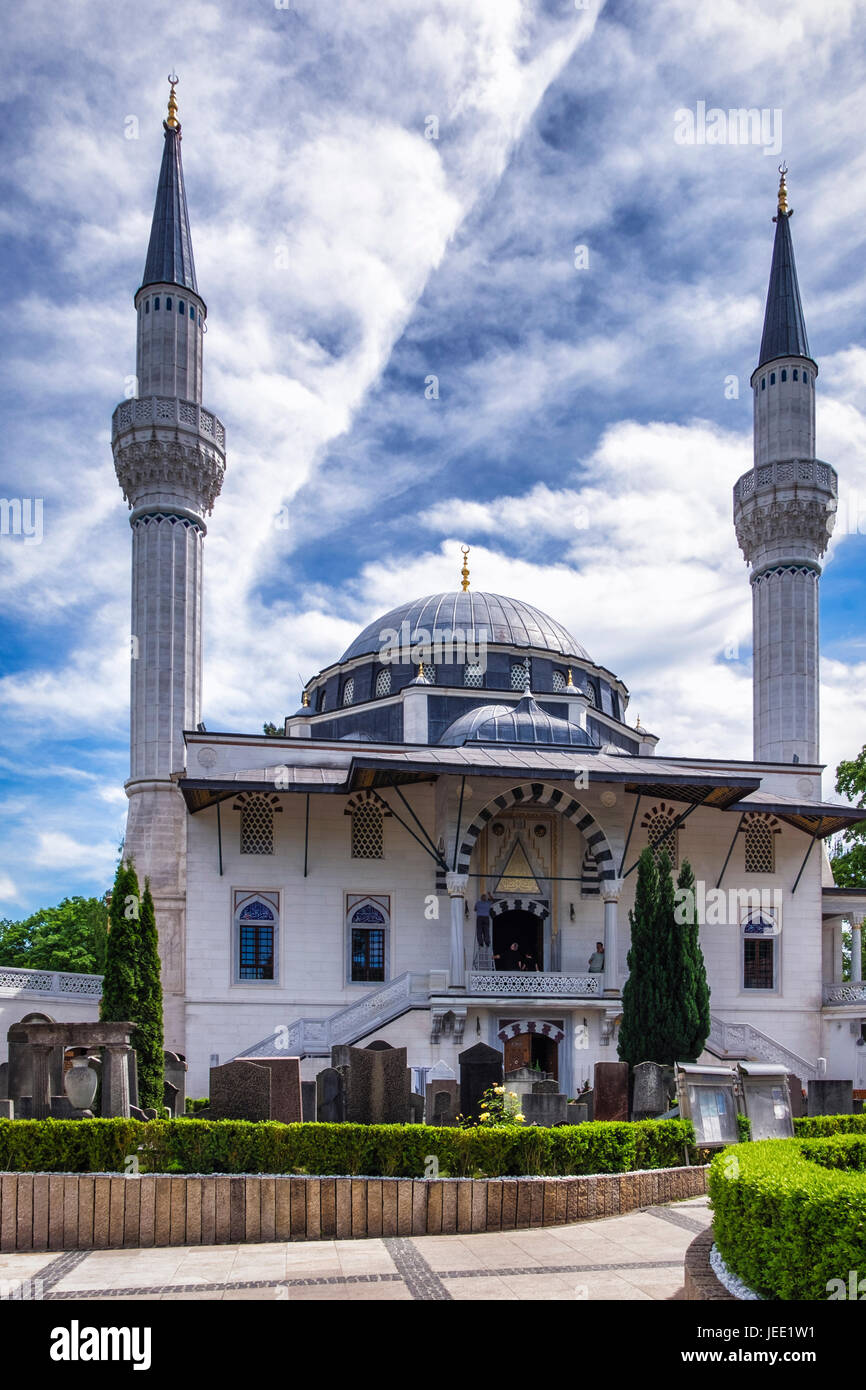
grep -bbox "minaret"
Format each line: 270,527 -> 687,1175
111,77 -> 226,1051
733,168 -> 837,765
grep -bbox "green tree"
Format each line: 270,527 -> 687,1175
669,859 -> 711,1061
99,861 -> 142,1026
829,744 -> 866,887
618,848 -> 668,1067
0,896 -> 109,974
134,882 -> 165,1112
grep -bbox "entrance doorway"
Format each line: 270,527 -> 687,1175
492,910 -> 543,973
503,1031 -> 559,1080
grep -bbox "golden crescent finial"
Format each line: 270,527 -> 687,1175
777,163 -> 789,216
166,72 -> 180,130
460,545 -> 470,592
301,688 -> 309,708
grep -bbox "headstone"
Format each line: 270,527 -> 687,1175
531,1079 -> 560,1095
632,1061 -> 673,1120
427,1060 -> 456,1082
786,1074 -> 805,1118
409,1092 -> 425,1123
564,1103 -> 588,1124
807,1078 -> 854,1116
129,1105 -> 149,1122
576,1089 -> 594,1120
301,1080 -> 317,1122
426,1079 -> 459,1126
164,1051 -> 188,1115
208,1059 -> 271,1122
163,1081 -> 179,1117
458,1042 -> 503,1122
521,1092 -> 567,1127
593,1061 -> 629,1122
243,1057 -> 303,1123
0,1100 -> 13,1119
317,1067 -> 346,1123
345,1044 -> 411,1124
0,1062 -> 8,1099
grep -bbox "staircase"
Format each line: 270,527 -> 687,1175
235,971 -> 433,1061
706,1014 -> 819,1081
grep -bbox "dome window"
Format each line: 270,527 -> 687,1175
423,665 -> 436,686
166,296 -> 172,311
510,660 -> 530,692
154,298 -> 160,310
375,668 -> 391,697
342,677 -> 355,707
781,369 -> 787,382
464,662 -> 484,688
792,368 -> 798,380
770,372 -> 776,385
552,670 -> 566,693
179,300 -> 185,314
145,300 -> 150,313
761,377 -> 765,390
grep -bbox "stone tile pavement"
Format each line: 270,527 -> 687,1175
0,1197 -> 711,1302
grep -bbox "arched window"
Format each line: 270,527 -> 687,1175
145,299 -> 150,313
641,802 -> 679,869
346,895 -> 390,982
781,368 -> 787,382
742,911 -> 777,990
770,371 -> 776,385
317,687 -> 327,712
792,368 -> 798,380
342,677 -> 355,707
234,791 -> 281,855
179,300 -> 185,314
234,892 -> 278,981
464,662 -> 484,687
741,812 -> 780,873
166,296 -> 172,311
510,660 -> 530,691
351,801 -> 384,858
375,668 -> 391,697
552,670 -> 566,693
190,305 -> 195,319
154,297 -> 160,310
761,377 -> 765,390
423,665 -> 436,685
583,683 -> 596,708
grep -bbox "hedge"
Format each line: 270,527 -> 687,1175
709,1134 -> 866,1300
793,1113 -> 866,1138
0,1117 -> 695,1179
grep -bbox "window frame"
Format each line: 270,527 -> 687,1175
232,890 -> 281,986
740,909 -> 780,994
345,893 -> 391,985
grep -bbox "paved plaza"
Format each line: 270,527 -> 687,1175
0,1196 -> 711,1302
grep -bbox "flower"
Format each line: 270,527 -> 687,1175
494,1086 -> 505,1094
508,1091 -> 517,1098
516,1114 -> 525,1123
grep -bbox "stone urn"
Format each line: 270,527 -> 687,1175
64,1054 -> 98,1112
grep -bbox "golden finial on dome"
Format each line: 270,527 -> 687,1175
166,72 -> 180,130
635,713 -> 642,731
460,545 -> 470,592
301,688 -> 309,708
777,163 -> 789,216
418,660 -> 425,679
565,666 -> 575,689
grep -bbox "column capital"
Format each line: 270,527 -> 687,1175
602,879 -> 623,903
446,871 -> 469,897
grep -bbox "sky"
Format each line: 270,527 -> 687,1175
1,0 -> 865,917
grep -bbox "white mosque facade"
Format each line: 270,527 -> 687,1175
113,87 -> 866,1099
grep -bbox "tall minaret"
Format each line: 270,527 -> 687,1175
733,168 -> 836,766
111,77 -> 225,1050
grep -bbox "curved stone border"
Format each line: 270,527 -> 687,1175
684,1228 -> 735,1301
0,1164 -> 707,1252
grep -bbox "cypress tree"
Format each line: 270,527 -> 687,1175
673,858 -> 711,1061
134,882 -> 165,1113
618,848 -> 663,1067
99,860 -> 141,1025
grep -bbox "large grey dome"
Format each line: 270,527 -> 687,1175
440,695 -> 597,748
338,591 -> 590,665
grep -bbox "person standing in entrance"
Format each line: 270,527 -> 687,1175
588,941 -> 605,973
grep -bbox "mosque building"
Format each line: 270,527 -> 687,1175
112,81 -> 866,1097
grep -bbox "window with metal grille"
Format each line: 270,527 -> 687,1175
342,677 -> 355,706
464,662 -> 484,687
552,670 -> 566,692
641,804 -> 679,869
423,665 -> 436,685
584,684 -> 596,707
352,801 -> 384,858
744,818 -> 775,872
240,795 -> 275,855
510,661 -> 530,691
351,924 -> 385,982
238,901 -> 275,980
375,668 -> 391,697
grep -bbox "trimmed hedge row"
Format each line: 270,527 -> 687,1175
709,1134 -> 866,1301
0,1117 -> 695,1178
793,1113 -> 866,1138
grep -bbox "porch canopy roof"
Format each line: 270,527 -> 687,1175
727,788 -> 866,840
179,745 -> 760,813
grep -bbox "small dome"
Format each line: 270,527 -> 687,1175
440,695 -> 597,748
338,591 -> 590,665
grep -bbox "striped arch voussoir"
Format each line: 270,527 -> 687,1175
232,791 -> 282,813
489,897 -> 550,920
344,789 -> 393,817
455,782 -> 614,879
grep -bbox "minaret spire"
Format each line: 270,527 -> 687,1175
733,171 -> 837,766
110,80 -> 226,1054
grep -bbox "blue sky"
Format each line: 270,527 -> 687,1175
1,0 -> 865,917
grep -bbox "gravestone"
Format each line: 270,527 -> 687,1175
808,1078 -> 854,1116
208,1059 -> 271,1122
301,1080 -> 317,1122
163,1081 -> 179,1117
632,1061 -> 673,1120
594,1061 -> 629,1122
316,1067 -> 347,1123
458,1042 -> 503,1122
164,1052 -> 187,1116
409,1092 -> 425,1123
0,1100 -> 13,1119
427,1060 -> 456,1082
786,1073 -> 806,1118
564,1103 -> 588,1124
521,1092 -> 567,1127
426,1079 -> 459,1126
345,1043 -> 411,1124
531,1079 -> 560,1095
0,1063 -> 8,1099
243,1056 -> 303,1123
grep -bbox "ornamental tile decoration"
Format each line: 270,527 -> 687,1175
468,972 -> 601,996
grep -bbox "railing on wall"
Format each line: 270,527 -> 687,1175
0,967 -> 103,1000
823,982 -> 866,1006
708,1014 -> 818,1081
468,972 -> 602,997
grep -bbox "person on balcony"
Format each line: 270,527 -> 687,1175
474,892 -> 493,947
588,941 -> 605,973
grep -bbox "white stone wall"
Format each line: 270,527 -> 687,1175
135,283 -> 204,403
751,356 -> 816,468
751,565 -> 819,764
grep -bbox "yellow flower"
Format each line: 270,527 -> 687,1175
516,1114 -> 525,1123
508,1091 -> 517,1098
494,1086 -> 505,1094
480,1113 -> 492,1122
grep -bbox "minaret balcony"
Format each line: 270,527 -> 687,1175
112,396 -> 226,461
733,457 -> 837,506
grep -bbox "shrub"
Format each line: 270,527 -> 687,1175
794,1113 -> 866,1138
709,1135 -> 866,1300
0,1117 -> 695,1179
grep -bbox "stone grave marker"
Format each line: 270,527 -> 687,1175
243,1056 -> 303,1123
345,1043 -> 411,1124
316,1067 -> 346,1123
208,1059 -> 271,1122
593,1061 -> 629,1121
458,1042 -> 503,1122
808,1078 -> 854,1116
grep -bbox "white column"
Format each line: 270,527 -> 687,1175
446,872 -> 468,989
852,918 -> 863,985
834,920 -> 845,984
602,880 -> 622,994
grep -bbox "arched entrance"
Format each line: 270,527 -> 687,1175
498,1019 -> 565,1081
492,909 -> 543,973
